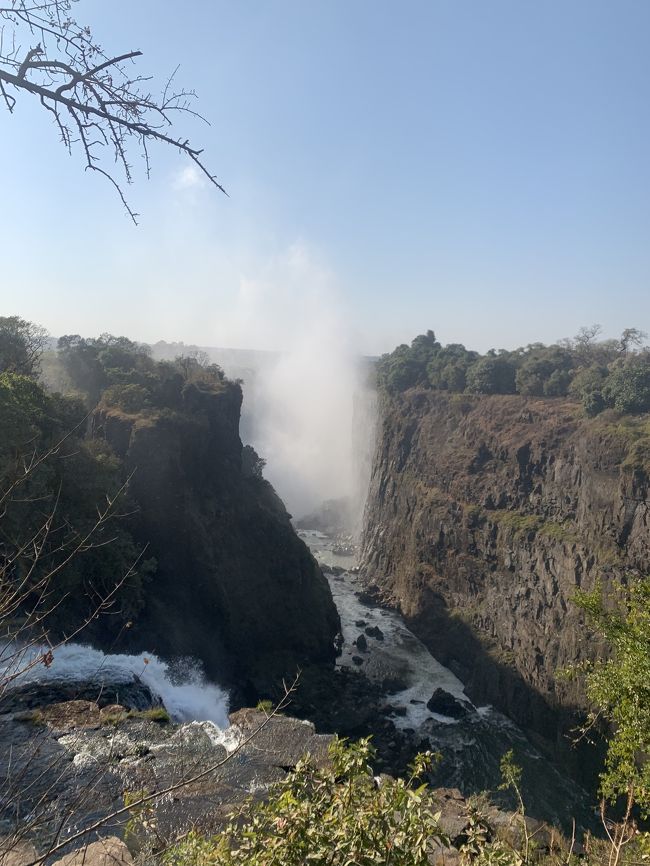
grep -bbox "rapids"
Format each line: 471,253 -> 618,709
299,527 -> 592,828
1,643 -> 230,727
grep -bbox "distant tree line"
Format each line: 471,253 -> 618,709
377,326 -> 650,416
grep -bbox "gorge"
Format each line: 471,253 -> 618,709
2,324 -> 650,860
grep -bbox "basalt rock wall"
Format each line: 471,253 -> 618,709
92,380 -> 340,696
361,390 -> 650,752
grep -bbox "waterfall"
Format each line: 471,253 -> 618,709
1,643 -> 230,728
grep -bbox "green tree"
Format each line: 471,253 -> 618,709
466,356 -> 517,395
573,578 -> 650,818
0,370 -> 154,640
514,346 -> 573,397
57,334 -> 153,405
0,315 -> 48,377
602,359 -> 650,414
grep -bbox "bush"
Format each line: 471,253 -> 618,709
603,360 -> 650,414
573,578 -> 650,816
103,383 -> 151,413
163,738 -> 446,865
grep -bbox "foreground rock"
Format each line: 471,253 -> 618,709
53,838 -> 132,866
0,699 -> 332,858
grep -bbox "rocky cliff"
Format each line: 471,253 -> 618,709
361,389 -> 650,755
92,379 -> 340,697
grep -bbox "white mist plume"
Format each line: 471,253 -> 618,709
216,243 -> 361,519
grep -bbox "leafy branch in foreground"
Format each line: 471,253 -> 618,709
573,579 -> 650,815
571,578 -> 650,866
0,0 -> 226,221
163,739 -> 445,866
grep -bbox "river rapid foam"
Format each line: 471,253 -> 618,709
2,643 -> 230,728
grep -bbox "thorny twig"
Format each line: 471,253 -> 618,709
0,0 -> 227,222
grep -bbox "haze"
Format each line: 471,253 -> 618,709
3,0 -> 650,514
2,0 -> 650,356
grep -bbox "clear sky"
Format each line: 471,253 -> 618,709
1,0 -> 649,355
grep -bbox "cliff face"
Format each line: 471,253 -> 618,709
361,390 -> 650,748
92,380 -> 340,695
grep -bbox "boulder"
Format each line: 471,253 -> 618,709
52,837 -> 132,866
0,839 -> 38,866
426,689 -> 472,719
354,634 -> 368,652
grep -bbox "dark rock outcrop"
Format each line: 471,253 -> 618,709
354,634 -> 368,652
427,689 -> 471,719
361,390 -> 650,759
92,380 -> 340,695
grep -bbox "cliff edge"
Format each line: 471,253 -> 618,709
92,378 -> 340,696
361,389 -> 650,752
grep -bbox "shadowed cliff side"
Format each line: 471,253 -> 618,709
92,378 -> 340,697
360,389 -> 650,766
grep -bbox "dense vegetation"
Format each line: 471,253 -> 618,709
377,327 -> 650,416
0,317 -> 235,640
574,578 -> 650,821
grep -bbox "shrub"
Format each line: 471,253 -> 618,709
163,738 -> 446,866
103,383 -> 151,413
573,578 -> 650,816
603,360 -> 650,414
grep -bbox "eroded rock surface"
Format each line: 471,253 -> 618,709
92,380 -> 340,695
361,390 -> 650,759
0,699 -> 333,858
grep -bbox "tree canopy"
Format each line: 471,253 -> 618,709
0,315 -> 48,377
377,327 -> 650,416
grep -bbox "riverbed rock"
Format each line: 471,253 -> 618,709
52,838 -> 132,866
38,700 -> 102,730
355,634 -> 368,652
0,680 -> 159,714
364,626 -> 384,641
0,838 -> 38,866
426,689 -> 472,719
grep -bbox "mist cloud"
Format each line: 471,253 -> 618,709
215,243 -> 361,518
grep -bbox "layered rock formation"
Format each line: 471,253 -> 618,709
92,379 -> 340,696
361,390 -> 650,754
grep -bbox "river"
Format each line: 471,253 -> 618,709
299,527 -> 592,828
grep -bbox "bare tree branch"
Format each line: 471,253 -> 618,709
0,0 -> 227,222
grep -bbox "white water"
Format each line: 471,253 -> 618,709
3,643 -> 230,728
298,529 -> 476,731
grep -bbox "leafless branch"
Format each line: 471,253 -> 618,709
0,0 -> 227,222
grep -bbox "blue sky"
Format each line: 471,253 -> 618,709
1,0 -> 649,354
